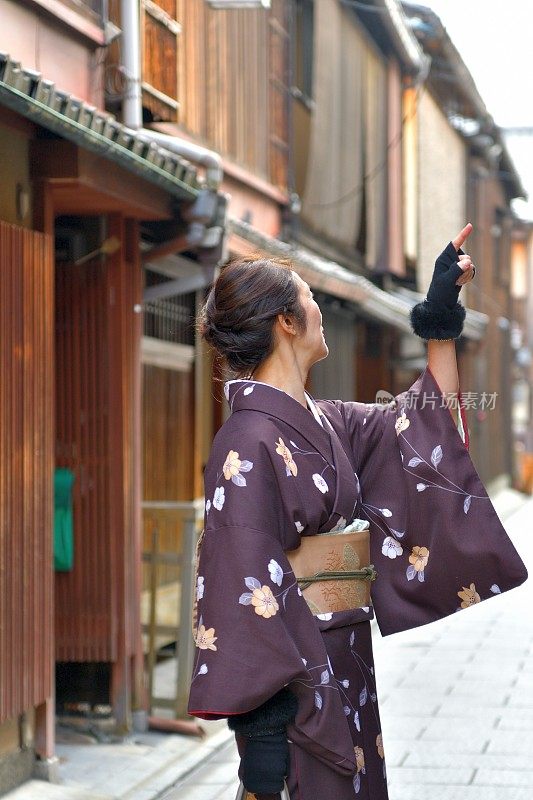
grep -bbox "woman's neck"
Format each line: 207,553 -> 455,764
249,356 -> 308,409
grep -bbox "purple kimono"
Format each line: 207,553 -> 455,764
188,366 -> 527,800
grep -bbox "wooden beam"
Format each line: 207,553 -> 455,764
30,141 -> 174,220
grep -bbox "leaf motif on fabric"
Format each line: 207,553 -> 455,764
245,577 -> 261,590
281,588 -> 290,610
391,527 -> 405,539
320,670 -> 330,685
431,445 -> 443,468
408,457 -> 424,467
239,460 -> 253,472
417,570 -> 425,583
354,710 -> 360,731
314,691 -> 323,710
371,693 -> 377,703
464,495 -> 472,514
317,612 -> 332,621
341,679 -> 350,688
239,593 -> 253,605
406,564 -> 416,581
416,483 -> 427,492
198,664 -> 208,675
349,631 -> 355,647
290,440 -> 298,448
243,386 -> 254,396
359,686 -> 367,706
380,508 -> 392,517
353,773 -> 361,794
343,705 -> 351,716
490,584 -> 501,594
231,473 -> 247,487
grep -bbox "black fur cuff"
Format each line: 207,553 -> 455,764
227,687 -> 298,738
409,299 -> 466,340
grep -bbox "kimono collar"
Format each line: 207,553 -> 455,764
224,379 -> 334,462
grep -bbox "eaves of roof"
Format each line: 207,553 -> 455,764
229,218 -> 488,341
0,52 -> 200,203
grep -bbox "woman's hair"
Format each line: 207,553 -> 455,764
198,255 -> 307,375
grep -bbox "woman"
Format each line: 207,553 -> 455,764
188,224 -> 527,800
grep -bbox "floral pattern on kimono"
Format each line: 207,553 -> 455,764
189,367 -> 527,800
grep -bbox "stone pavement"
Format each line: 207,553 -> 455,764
169,488 -> 533,800
4,488 -> 531,800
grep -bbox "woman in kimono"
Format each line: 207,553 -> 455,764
188,223 -> 527,800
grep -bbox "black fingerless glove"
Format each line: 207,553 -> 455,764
241,731 -> 289,794
410,241 -> 466,340
228,687 -> 298,794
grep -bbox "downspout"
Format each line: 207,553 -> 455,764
120,0 -> 223,200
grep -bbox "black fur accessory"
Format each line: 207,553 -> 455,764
227,687 -> 298,738
410,241 -> 467,340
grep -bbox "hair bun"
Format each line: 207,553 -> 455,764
197,257 -> 306,375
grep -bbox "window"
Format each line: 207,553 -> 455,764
294,0 -> 314,104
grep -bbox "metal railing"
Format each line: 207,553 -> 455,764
141,499 -> 204,718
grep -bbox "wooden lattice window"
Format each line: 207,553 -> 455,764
141,0 -> 181,121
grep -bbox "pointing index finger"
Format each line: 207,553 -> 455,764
452,223 -> 473,251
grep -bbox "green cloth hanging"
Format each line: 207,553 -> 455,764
54,468 -> 75,571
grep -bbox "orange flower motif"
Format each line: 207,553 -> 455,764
395,411 -> 410,435
354,746 -> 365,773
275,438 -> 298,477
376,733 -> 384,759
196,624 -> 217,651
409,546 -> 430,572
458,583 -> 481,609
251,585 -> 280,619
223,450 -> 242,480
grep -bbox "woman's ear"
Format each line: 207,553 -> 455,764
277,312 -> 297,336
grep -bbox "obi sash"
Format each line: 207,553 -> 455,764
286,520 -> 377,615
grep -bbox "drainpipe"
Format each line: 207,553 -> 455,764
120,0 -> 223,191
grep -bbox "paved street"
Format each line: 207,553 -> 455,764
169,491 -> 533,800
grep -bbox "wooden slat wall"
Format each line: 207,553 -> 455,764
0,221 -> 54,722
142,365 -> 194,588
55,257 -> 115,662
175,0 -> 283,188
54,216 -> 143,712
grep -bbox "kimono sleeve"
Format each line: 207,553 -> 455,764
337,364 -> 528,637
187,419 -> 357,777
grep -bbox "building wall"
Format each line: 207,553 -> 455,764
0,0 -> 104,106
417,90 -> 466,290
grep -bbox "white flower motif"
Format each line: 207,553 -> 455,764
295,521 -> 304,533
341,679 -> 350,688
381,537 -> 403,559
328,516 -> 347,533
312,473 -> 328,494
268,559 -> 283,587
317,612 -> 333,621
196,576 -> 205,600
416,483 -> 427,492
380,508 -> 392,517
213,486 -> 225,511
205,499 -> 211,514
243,385 -> 254,396
198,664 -> 208,675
